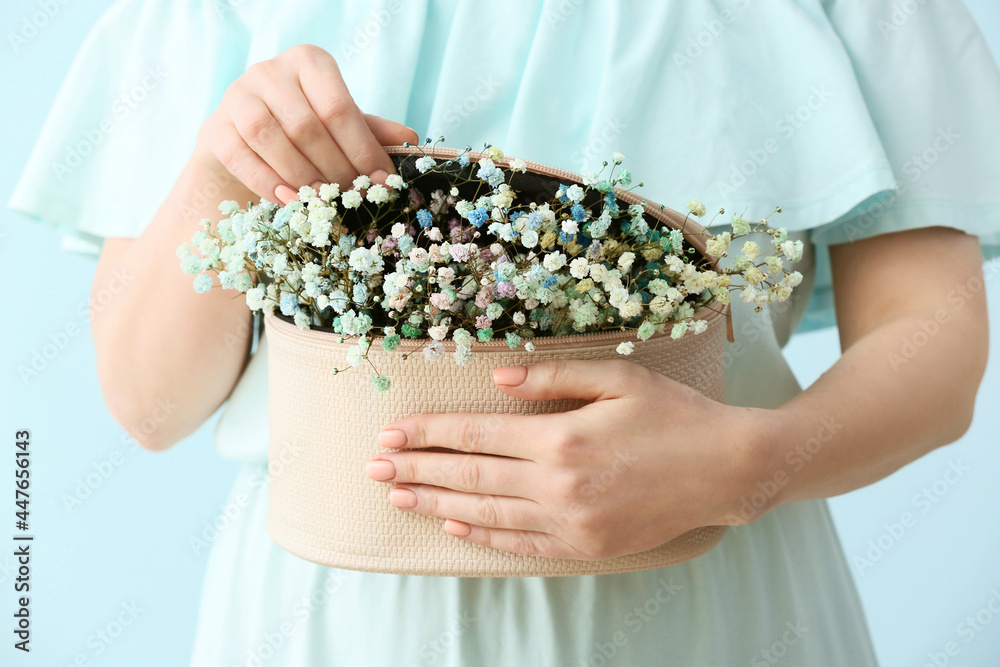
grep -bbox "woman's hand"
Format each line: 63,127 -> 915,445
365,360 -> 768,560
197,43 -> 417,205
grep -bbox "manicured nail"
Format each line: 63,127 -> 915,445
378,429 -> 407,448
366,460 -> 395,481
370,169 -> 389,184
444,519 -> 472,536
389,487 -> 417,508
492,366 -> 527,386
274,184 -> 298,203
310,180 -> 324,192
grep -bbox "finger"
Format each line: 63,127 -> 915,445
389,484 -> 554,534
249,75 -> 360,188
231,94 -> 326,193
209,121 -> 294,204
296,52 -> 397,182
442,520 -> 580,559
491,359 -> 647,402
363,113 -> 419,146
366,451 -> 538,498
378,411 -> 549,459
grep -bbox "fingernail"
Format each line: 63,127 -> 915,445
444,519 -> 472,536
274,184 -> 298,203
310,180 -> 324,192
366,460 -> 395,481
492,366 -> 527,386
389,487 -> 417,508
371,169 -> 390,184
378,429 -> 407,448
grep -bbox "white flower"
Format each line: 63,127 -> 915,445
732,215 -> 751,235
608,287 -> 629,309
562,219 -> 579,235
341,190 -> 362,209
524,341 -> 535,352
612,152 -> 625,164
426,227 -> 443,242
779,239 -> 804,262
384,174 -> 404,190
543,252 -> 567,272
352,174 -> 371,190
590,264 -> 610,284
617,252 -> 636,271
520,230 -> 539,248
423,340 -> 445,361
741,286 -> 759,303
744,266 -> 767,285
428,323 -> 449,341
415,156 -> 436,173
616,341 -> 634,355
513,311 -> 526,325
318,183 -> 340,201
293,311 -> 311,329
566,184 -> 585,203
569,257 -> 590,279
366,184 -> 390,204
742,240 -> 760,261
509,158 -> 527,172
649,295 -> 671,316
781,270 -> 803,288
671,321 -> 689,339
245,286 -> 266,311
706,232 -> 731,257
691,319 -> 708,334
346,345 -> 364,367
686,199 -> 706,217
619,299 -> 642,319
391,223 -> 407,238
486,145 -> 504,161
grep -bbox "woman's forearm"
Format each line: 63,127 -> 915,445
747,232 -> 989,517
90,146 -> 258,450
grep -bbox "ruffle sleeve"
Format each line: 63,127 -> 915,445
799,0 -> 1000,332
7,0 -> 252,256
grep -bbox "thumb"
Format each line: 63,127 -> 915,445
491,359 -> 641,402
364,114 -> 419,147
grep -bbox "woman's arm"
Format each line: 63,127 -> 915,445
90,44 -> 417,451
758,225 -> 989,510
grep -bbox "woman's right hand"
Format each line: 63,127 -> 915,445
197,43 -> 418,205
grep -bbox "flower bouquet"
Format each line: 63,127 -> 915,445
179,143 -> 802,577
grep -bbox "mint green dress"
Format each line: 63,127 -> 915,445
10,1 -> 1000,664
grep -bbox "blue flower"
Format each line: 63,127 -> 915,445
279,293 -> 299,316
524,211 -> 543,231
542,275 -> 558,289
193,274 -> 213,293
468,207 -> 489,228
416,208 -> 433,228
458,152 -> 470,167
353,283 -> 369,303
571,204 -> 587,222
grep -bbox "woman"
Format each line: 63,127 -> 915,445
11,0 -> 1000,664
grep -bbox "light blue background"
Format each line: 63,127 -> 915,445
1,2 -> 998,665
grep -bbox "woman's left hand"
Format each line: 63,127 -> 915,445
365,359 -> 771,560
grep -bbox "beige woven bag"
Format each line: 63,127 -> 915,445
265,147 -> 735,577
